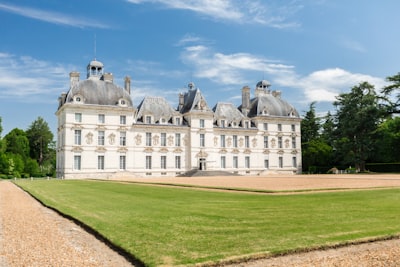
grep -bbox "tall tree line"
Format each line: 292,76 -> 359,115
0,117 -> 54,178
302,73 -> 400,173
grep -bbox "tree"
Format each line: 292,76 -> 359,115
301,102 -> 320,143
372,117 -> 400,163
4,128 -> 30,159
382,73 -> 400,114
333,82 -> 383,172
26,117 -> 54,168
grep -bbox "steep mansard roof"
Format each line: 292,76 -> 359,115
65,79 -> 133,107
136,96 -> 179,123
212,102 -> 245,125
247,93 -> 300,118
179,87 -> 212,114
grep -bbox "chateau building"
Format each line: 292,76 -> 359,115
56,59 -> 302,179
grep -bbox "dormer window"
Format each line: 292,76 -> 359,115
145,115 -> 152,124
118,98 -> 127,107
175,117 -> 181,125
73,95 -> 83,104
221,120 -> 225,128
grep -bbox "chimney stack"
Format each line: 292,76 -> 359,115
69,72 -> 80,89
241,86 -> 250,116
124,76 -> 131,94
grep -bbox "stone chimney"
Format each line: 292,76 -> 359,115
69,72 -> 80,89
124,76 -> 131,94
178,92 -> 185,111
103,72 -> 113,83
241,86 -> 250,116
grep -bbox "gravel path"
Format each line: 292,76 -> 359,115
0,181 -> 134,267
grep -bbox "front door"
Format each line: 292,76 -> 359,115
199,158 -> 206,170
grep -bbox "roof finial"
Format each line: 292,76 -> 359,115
94,33 -> 97,60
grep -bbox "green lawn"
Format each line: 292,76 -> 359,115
15,180 -> 400,266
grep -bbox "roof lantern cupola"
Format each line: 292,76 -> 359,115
87,59 -> 104,79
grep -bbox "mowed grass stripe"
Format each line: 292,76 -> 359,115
15,180 -> 400,267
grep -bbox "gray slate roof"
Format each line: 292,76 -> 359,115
136,96 -> 179,123
65,80 -> 133,107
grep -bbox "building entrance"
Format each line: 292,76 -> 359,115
199,158 -> 206,170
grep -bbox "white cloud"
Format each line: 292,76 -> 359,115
275,68 -> 386,103
0,3 -> 110,28
0,53 -> 70,102
126,0 -> 301,28
180,45 -> 386,104
181,45 -> 294,85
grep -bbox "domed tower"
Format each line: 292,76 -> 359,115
87,59 -> 104,79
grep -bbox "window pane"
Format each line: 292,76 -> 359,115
146,156 -> 152,169
98,114 -> 105,123
175,133 -> 181,146
161,156 -> 166,169
98,131 -> 104,146
75,130 -> 81,145
161,133 -> 166,146
120,115 -> 126,125
98,155 -> 104,170
175,156 -> 181,169
120,155 -> 126,170
120,132 -> 126,146
75,113 -> 82,122
74,155 -> 81,170
146,133 -> 152,146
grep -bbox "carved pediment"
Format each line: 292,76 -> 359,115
143,147 -> 154,153
96,147 -> 107,152
278,150 -> 284,154
231,148 -> 239,154
263,149 -> 270,154
219,149 -> 227,154
72,146 -> 83,152
292,149 -> 298,154
159,148 -> 169,153
173,148 -> 183,153
118,147 -> 128,152
196,149 -> 208,158
243,149 -> 251,154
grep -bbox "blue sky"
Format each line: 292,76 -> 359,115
0,0 -> 399,136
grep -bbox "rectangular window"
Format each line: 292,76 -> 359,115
175,133 -> 181,146
263,123 -> 268,131
291,124 -> 295,132
146,116 -> 152,124
200,119 -> 205,128
279,157 -> 283,168
146,156 -> 152,169
161,133 -> 166,146
264,136 -> 268,148
245,156 -> 250,168
200,133 -> 205,147
221,120 -> 225,128
278,136 -> 282,148
98,131 -> 105,146
120,155 -> 126,170
120,115 -> 126,125
98,155 -> 104,170
245,121 -> 249,128
74,130 -> 81,145
146,132 -> 152,146
221,156 -> 226,168
220,135 -> 225,148
292,157 -> 297,168
161,156 -> 167,169
292,137 -> 296,148
120,132 -> 126,146
75,113 -> 82,122
233,135 -> 238,148
175,156 -> 181,169
74,155 -> 81,170
278,124 -> 282,131
245,136 -> 250,148
175,117 -> 181,125
98,114 -> 105,124
264,159 -> 269,169
233,156 -> 238,168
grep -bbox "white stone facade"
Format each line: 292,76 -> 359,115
56,60 -> 301,179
